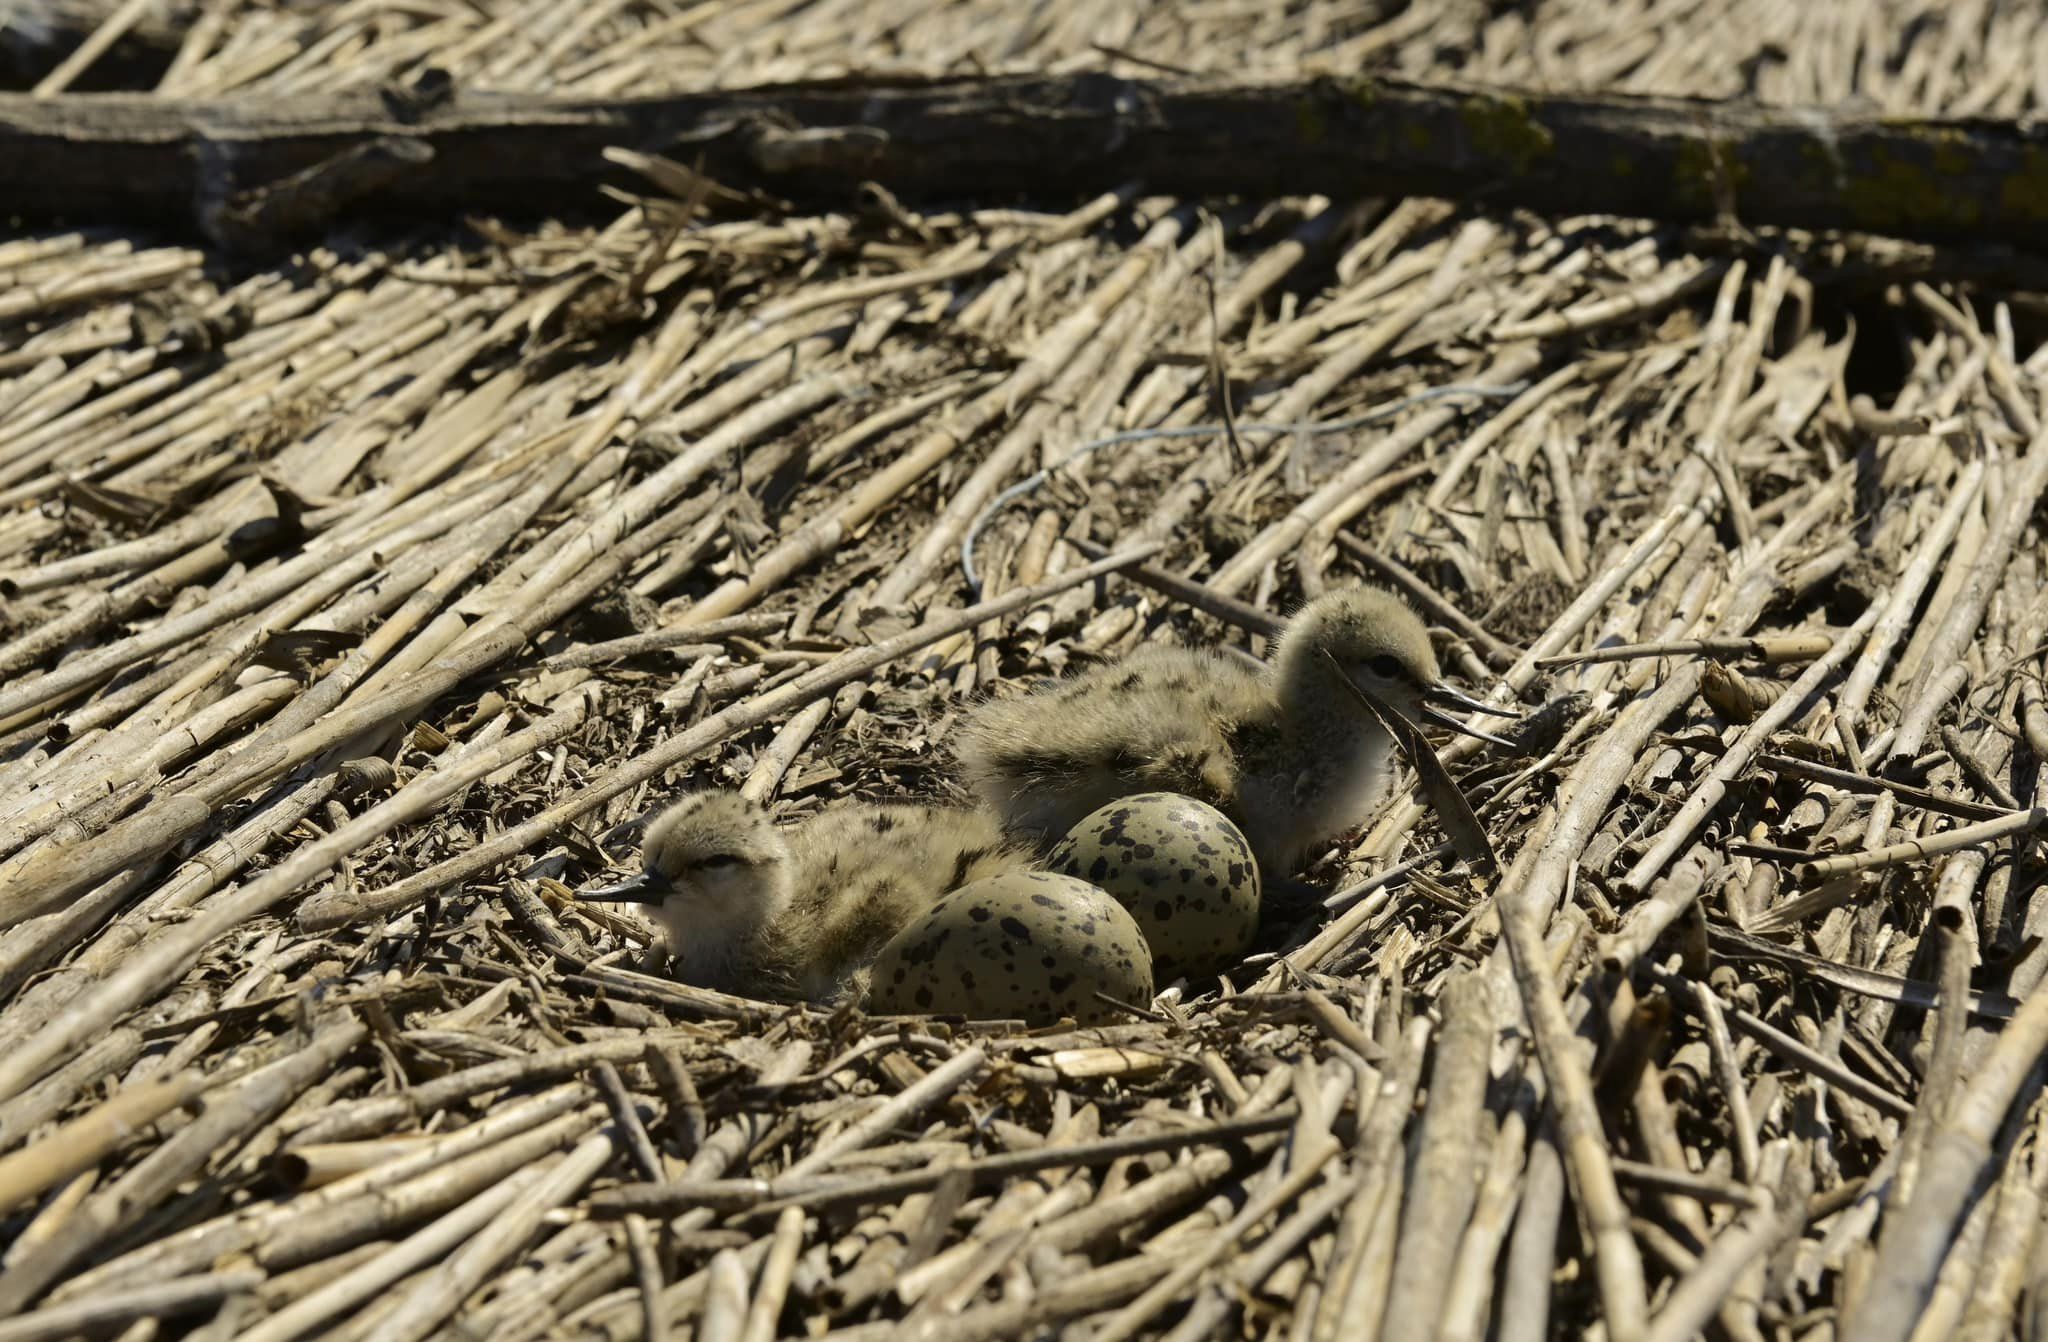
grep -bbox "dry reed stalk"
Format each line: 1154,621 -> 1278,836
1843,975 -> 2048,1340
1381,970 -> 1491,1327
0,452 -> 518,714
1494,876 -> 1648,1339
1494,1117 -> 1568,1342
0,772 -> 339,1043
0,1069 -> 205,1214
1953,1109 -> 2048,1342
872,209 -> 1202,606
1641,1141 -> 1805,1342
0,1267 -> 266,1342
1607,593 -> 1885,960
269,1136 -> 434,1190
0,1030 -> 143,1147
1680,986 -> 1911,1122
234,1160 -> 550,1342
1312,1015 -> 1430,1342
596,1106 -> 1295,1220
1797,808 -> 2048,883
373,1130 -> 617,1342
42,1087 -> 597,1292
1090,1134 -> 1341,1342
0,689 -> 605,1101
0,1017 -> 366,1314
1210,346 -> 1542,595
737,1205 -> 805,1342
1438,1096 -> 1532,1342
1159,1167 -> 1360,1342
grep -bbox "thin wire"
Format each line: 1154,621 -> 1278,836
958,382 -> 1532,596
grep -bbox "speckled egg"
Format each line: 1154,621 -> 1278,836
865,872 -> 1154,1026
1047,792 -> 1260,981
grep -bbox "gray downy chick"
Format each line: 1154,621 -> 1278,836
580,790 -> 1035,1004
953,585 -> 1511,876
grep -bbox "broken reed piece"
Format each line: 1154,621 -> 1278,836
1650,968 -> 1912,1119
1298,988 -> 1388,1064
1381,970 -> 1494,1331
0,1070 -> 208,1215
53,1087 -> 601,1298
1755,751 -> 2011,823
1638,1142 -> 1804,1342
1699,662 -> 1789,724
1062,537 -> 1283,639
587,1107 -> 1299,1219
1608,1156 -> 1766,1210
1938,720 -> 2022,812
273,1136 -> 437,1190
1847,394 -> 1933,437
1044,1046 -> 1173,1080
1794,807 -> 2048,884
1838,966 -> 2048,1342
1087,1134 -> 1344,1342
1745,874 -> 1866,935
2016,675 -> 2048,763
542,636 -> 721,671
1704,922 -> 2020,1020
1537,631 -> 1836,669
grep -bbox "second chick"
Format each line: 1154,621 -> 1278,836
953,585 -> 1511,876
581,791 -> 1034,1005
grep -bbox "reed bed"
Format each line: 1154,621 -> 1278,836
3,3 -> 2048,1340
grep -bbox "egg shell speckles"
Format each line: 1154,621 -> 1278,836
1047,791 -> 1260,982
865,871 -> 1154,1026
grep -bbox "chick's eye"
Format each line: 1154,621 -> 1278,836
1364,655 -> 1405,679
696,854 -> 744,870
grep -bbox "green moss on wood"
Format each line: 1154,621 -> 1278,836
1999,148 -> 2048,224
1672,137 -> 1749,212
1458,93 -> 1553,171
1837,139 -> 1981,230
1295,96 -> 1328,145
1330,75 -> 1381,108
1930,133 -> 1970,177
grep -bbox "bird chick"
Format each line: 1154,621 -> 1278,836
579,790 -> 1033,1004
953,585 -> 1512,876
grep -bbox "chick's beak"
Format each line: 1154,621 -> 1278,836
1423,682 -> 1521,718
578,871 -> 670,904
1420,682 -> 1520,747
1421,705 -> 1518,748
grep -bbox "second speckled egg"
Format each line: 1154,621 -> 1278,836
1048,792 -> 1260,981
865,871 -> 1155,1026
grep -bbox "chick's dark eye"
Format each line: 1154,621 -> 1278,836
1365,655 -> 1405,679
696,854 -> 744,870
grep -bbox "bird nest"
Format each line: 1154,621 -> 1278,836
5,3 -> 2048,1341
